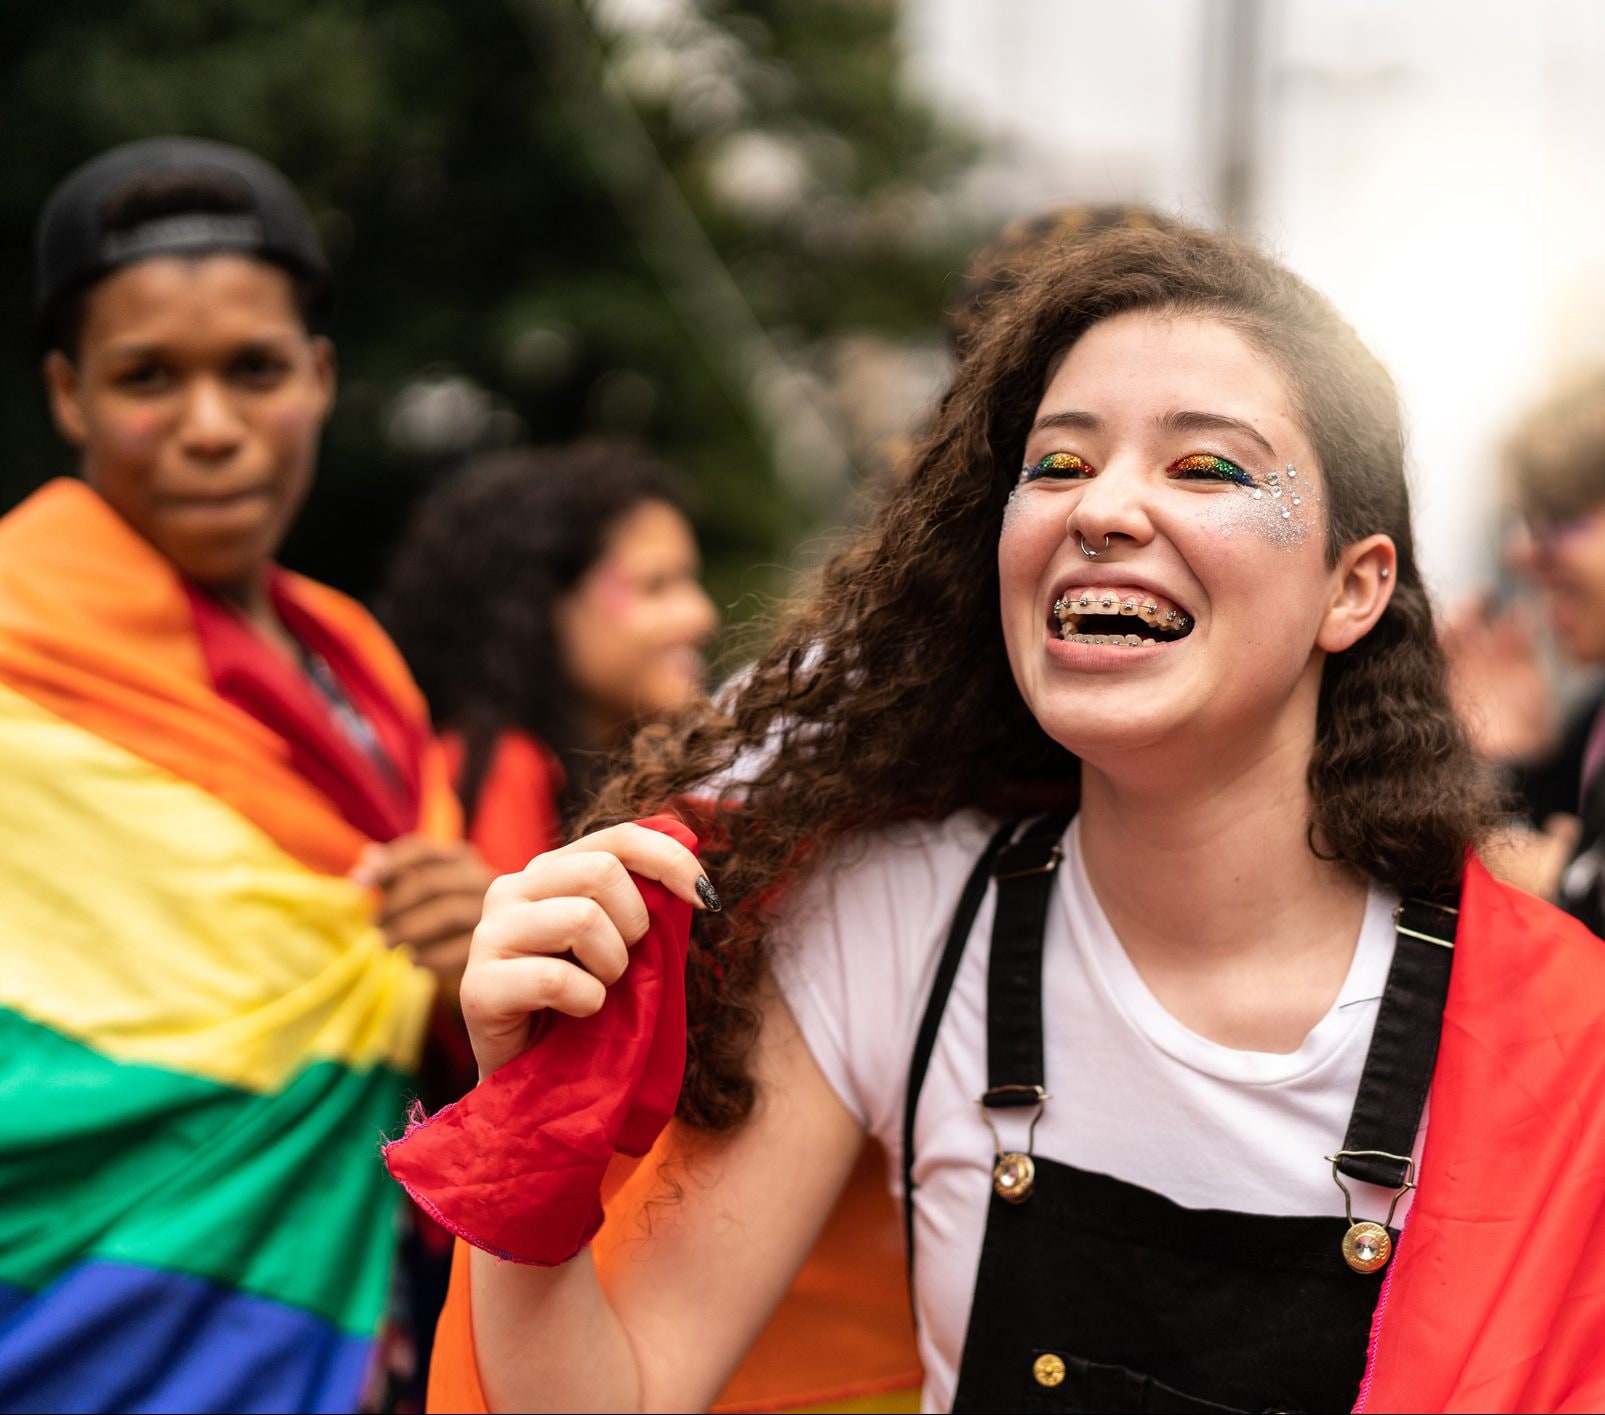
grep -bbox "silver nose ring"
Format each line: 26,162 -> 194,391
1079,534 -> 1109,559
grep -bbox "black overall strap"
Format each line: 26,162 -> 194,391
902,817 -> 1017,1279
1335,896 -> 1459,1190
983,811 -> 1076,1107
901,811 -> 1076,1280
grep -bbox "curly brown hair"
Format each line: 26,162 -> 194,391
587,223 -> 1496,1133
382,441 -> 691,825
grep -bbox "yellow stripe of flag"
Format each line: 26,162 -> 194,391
0,682 -> 434,1093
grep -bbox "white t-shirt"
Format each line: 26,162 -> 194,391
771,812 -> 1419,1413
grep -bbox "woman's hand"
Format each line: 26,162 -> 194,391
1441,594 -> 1559,764
460,823 -> 711,1080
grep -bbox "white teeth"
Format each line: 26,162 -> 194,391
1142,637 -> 1156,646
1055,589 -> 1193,638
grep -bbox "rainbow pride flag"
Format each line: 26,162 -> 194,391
0,480 -> 458,1413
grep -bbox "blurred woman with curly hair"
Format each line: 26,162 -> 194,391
384,441 -> 717,870
384,443 -> 927,1413
395,225 -> 1605,1413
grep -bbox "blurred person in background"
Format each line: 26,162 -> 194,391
383,442 -> 927,1413
1443,367 -> 1605,932
0,138 -> 489,1413
382,443 -> 718,872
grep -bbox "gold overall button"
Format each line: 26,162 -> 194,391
1341,1220 -> 1392,1274
1033,1353 -> 1066,1388
993,1151 -> 1036,1203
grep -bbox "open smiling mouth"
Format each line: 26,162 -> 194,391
1051,588 -> 1194,647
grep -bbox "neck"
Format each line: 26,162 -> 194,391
212,569 -> 300,664
1075,680 -> 1370,1051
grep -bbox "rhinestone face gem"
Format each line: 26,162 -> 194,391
1341,1220 -> 1392,1274
993,1151 -> 1036,1204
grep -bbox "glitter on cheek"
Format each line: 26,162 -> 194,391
1001,485 -> 1027,533
1207,463 -> 1315,550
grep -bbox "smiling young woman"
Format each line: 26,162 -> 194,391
405,225 -> 1605,1414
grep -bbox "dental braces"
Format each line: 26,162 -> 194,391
1053,593 -> 1190,632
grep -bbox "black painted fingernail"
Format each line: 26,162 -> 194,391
695,875 -> 722,912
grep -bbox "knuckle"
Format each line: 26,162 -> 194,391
557,894 -> 608,940
571,851 -> 620,893
482,872 -> 523,910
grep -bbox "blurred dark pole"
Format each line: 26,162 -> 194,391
1215,0 -> 1264,231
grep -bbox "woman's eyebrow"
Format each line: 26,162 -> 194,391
1030,408 -> 1278,463
1161,409 -> 1277,460
1030,410 -> 1101,434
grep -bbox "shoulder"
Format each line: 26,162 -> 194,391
775,810 -> 1000,950
767,811 -> 999,1130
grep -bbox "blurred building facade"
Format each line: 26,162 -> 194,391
903,0 -> 1605,599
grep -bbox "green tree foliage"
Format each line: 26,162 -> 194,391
0,0 -> 975,616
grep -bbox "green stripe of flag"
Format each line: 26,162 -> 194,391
0,1007 -> 412,1335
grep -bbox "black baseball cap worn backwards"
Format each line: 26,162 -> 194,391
33,136 -> 332,325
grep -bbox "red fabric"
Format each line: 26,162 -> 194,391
440,729 -> 565,875
1356,857 -> 1605,1411
384,815 -> 695,1266
185,569 -> 425,843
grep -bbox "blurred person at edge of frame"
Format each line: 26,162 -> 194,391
383,443 -> 933,1415
0,138 -> 491,1415
1444,366 -> 1605,931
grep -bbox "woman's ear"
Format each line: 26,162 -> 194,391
42,350 -> 88,448
310,336 -> 337,420
1317,534 -> 1397,653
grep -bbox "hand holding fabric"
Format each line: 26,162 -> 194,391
383,817 -> 704,1265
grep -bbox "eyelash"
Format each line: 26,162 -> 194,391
1169,453 -> 1258,489
1019,452 -> 1093,482
1018,451 -> 1260,490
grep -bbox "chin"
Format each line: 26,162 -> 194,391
165,538 -> 276,593
1032,700 -> 1183,761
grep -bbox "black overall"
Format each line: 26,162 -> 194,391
901,814 -> 1457,1414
